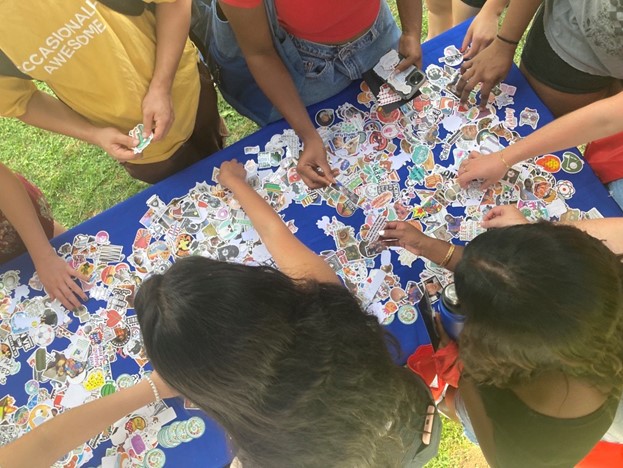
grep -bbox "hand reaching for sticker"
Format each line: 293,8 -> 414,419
94,127 -> 139,162
481,205 -> 530,229
457,151 -> 508,189
396,32 -> 423,71
379,221 -> 430,256
33,249 -> 89,310
460,7 -> 499,60
296,135 -> 338,188
456,39 -> 515,108
217,159 -> 247,190
142,86 -> 175,142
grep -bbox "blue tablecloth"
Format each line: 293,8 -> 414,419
1,20 -> 621,468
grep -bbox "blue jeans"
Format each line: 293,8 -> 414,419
193,0 -> 400,125
454,390 -> 479,444
608,178 -> 623,211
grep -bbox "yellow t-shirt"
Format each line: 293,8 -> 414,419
0,0 -> 200,164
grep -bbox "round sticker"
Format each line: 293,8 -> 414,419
187,417 -> 206,439
397,305 -> 418,325
143,448 -> 166,468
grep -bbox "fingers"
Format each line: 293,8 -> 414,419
297,162 -> 333,188
396,55 -> 418,72
142,111 -> 155,140
479,81 -> 494,110
461,30 -> 473,54
68,264 -> 90,284
456,171 -> 472,189
482,205 -> 504,222
434,313 -> 452,347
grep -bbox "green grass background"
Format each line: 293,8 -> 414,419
0,3 -> 531,466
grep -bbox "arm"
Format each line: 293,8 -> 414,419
379,221 -> 464,271
217,1 -> 334,189
483,205 -> 623,254
395,0 -> 423,71
460,0 -> 508,59
217,160 -> 340,283
0,164 -> 87,309
19,91 -> 138,161
457,378 -> 499,468
457,0 -> 542,107
142,0 -> 192,141
0,373 -> 175,468
457,92 -> 623,188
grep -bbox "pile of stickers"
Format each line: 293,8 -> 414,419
0,45 -> 605,467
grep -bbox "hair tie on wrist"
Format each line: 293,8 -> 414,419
439,243 -> 456,269
498,153 -> 512,170
144,374 -> 161,402
496,34 -> 519,46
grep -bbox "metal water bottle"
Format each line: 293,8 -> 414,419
436,283 -> 465,341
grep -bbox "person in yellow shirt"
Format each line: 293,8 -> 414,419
0,0 -> 225,184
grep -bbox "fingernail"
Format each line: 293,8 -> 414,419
379,230 -> 385,236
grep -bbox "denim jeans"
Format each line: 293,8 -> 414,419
192,0 -> 400,126
608,178 -> 623,212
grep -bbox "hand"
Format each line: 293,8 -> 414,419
457,151 -> 508,189
379,221 -> 430,256
460,8 -> 499,60
482,205 -> 530,229
94,127 -> 139,162
396,33 -> 423,71
296,136 -> 337,188
149,371 -> 180,400
217,159 -> 247,190
142,86 -> 175,142
34,249 -> 89,310
456,39 -> 515,108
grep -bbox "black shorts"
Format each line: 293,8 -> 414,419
461,0 -> 486,8
521,7 -> 620,94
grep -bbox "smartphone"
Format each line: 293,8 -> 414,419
418,293 -> 440,351
387,65 -> 426,100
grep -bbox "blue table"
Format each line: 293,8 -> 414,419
1,20 -> 621,468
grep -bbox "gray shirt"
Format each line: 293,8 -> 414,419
544,0 -> 623,79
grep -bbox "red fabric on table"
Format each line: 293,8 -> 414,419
407,342 -> 464,400
576,440 -> 623,467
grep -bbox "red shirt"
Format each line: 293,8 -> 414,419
584,131 -> 623,184
221,0 -> 381,43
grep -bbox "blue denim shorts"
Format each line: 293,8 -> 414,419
454,390 -> 479,444
194,0 -> 400,125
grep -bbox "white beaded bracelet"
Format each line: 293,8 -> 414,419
144,374 -> 161,402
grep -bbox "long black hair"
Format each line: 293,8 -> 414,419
135,256 -> 431,467
454,222 -> 623,392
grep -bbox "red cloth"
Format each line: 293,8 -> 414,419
577,441 -> 623,467
407,342 -> 463,401
220,0 -> 380,43
584,131 -> 623,184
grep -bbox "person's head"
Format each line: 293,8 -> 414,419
454,222 -> 623,392
135,256 -> 435,466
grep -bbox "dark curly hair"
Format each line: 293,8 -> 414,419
135,256 -> 431,467
454,222 -> 623,393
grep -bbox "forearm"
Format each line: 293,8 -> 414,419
559,218 -> 623,255
480,0 -> 509,17
246,53 -> 319,142
152,0 -> 191,92
420,236 -> 464,272
19,91 -> 100,145
396,0 -> 423,38
502,92 -> 623,165
497,0 -> 541,42
0,380 -> 156,468
0,165 -> 55,262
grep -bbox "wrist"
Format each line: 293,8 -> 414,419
495,34 -> 519,49
148,75 -> 174,94
30,243 -> 57,266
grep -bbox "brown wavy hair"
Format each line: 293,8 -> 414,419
135,256 -> 431,467
454,222 -> 623,393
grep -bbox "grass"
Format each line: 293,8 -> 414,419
0,3 -> 524,466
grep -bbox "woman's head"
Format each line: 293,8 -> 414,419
135,256 -> 432,466
454,222 -> 623,390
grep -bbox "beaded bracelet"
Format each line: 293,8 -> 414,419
496,33 -> 520,46
439,243 -> 456,269
144,374 -> 161,402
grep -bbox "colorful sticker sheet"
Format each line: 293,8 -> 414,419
0,33 -> 619,467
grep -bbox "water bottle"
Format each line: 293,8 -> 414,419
436,283 -> 465,341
